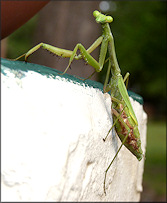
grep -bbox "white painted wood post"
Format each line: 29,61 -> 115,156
1,58 -> 147,201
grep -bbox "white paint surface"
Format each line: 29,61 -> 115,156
1,66 -> 147,201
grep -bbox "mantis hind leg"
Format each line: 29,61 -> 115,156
103,102 -> 125,142
103,126 -> 130,195
103,108 -> 131,195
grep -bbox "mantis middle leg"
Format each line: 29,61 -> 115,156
104,67 -> 130,93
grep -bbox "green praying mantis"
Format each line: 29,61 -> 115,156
14,10 -> 143,195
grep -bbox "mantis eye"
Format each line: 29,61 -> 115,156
93,10 -> 100,18
105,16 -> 113,23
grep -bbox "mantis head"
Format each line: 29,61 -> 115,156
93,10 -> 113,24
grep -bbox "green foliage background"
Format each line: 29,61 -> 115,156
141,120 -> 166,201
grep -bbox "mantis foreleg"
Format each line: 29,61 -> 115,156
14,37 -> 102,62
75,36 -> 103,60
14,43 -> 74,61
63,35 -> 108,74
103,60 -> 112,92
14,36 -> 107,75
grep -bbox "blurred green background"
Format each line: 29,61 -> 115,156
1,1 -> 166,201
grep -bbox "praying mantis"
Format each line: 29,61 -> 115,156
15,10 -> 143,195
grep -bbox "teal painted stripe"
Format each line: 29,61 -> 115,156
1,58 -> 143,104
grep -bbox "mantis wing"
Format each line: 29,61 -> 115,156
118,76 -> 138,125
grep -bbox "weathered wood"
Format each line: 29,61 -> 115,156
1,59 -> 147,201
